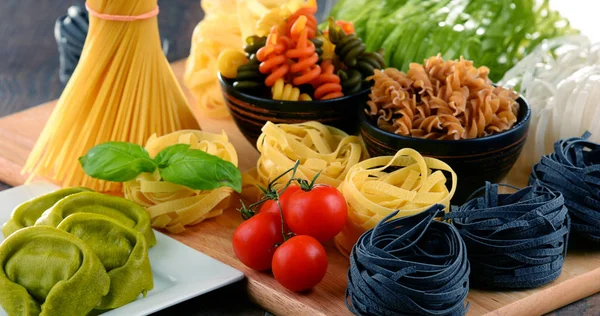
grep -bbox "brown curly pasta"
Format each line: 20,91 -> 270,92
367,55 -> 519,140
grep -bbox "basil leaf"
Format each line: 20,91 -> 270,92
159,149 -> 242,192
154,144 -> 191,168
79,142 -> 157,182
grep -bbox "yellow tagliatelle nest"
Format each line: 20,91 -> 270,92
123,130 -> 238,234
250,121 -> 368,192
334,148 -> 457,256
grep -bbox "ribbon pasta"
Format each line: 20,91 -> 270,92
123,130 -> 238,234
252,121 -> 367,191
335,148 -> 457,256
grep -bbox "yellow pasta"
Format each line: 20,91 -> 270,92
271,78 -> 302,101
334,148 -> 457,256
185,0 -> 300,118
23,0 -> 199,192
218,48 -> 249,79
251,121 -> 368,194
123,130 -> 238,234
185,0 -> 242,118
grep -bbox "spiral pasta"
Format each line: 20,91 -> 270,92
271,78 -> 311,101
355,50 -> 385,77
218,48 -> 249,79
244,35 -> 267,55
287,24 -> 321,86
329,23 -> 365,68
234,55 -> 266,91
232,36 -> 268,91
367,55 -> 520,140
338,69 -> 362,94
335,148 -> 457,256
185,0 -> 293,118
285,0 -> 318,39
257,27 -> 291,86
313,60 -> 343,100
123,130 -> 239,234
252,121 -> 367,192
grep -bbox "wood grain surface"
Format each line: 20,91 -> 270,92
2,60 -> 600,316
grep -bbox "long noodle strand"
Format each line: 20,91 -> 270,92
22,0 -> 200,192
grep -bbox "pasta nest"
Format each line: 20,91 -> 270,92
367,55 -> 519,140
335,148 -> 457,256
123,130 -> 238,234
250,121 -> 368,191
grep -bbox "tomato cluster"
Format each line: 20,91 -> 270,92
232,183 -> 347,292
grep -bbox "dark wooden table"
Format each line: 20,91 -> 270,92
0,0 -> 596,315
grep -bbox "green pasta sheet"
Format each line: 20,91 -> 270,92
57,213 -> 154,310
330,0 -> 576,81
0,226 -> 110,316
35,192 -> 156,247
2,187 -> 93,238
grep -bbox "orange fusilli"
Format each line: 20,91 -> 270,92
257,27 -> 291,87
287,22 -> 320,86
313,60 -> 343,100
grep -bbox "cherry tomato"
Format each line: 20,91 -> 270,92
284,185 -> 348,242
272,235 -> 328,292
232,212 -> 283,271
259,185 -> 301,216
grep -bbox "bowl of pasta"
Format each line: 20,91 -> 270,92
359,56 -> 532,203
219,73 -> 371,147
216,9 -> 386,147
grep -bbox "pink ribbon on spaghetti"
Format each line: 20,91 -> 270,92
85,3 -> 159,21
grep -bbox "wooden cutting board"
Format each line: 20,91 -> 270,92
1,60 -> 600,316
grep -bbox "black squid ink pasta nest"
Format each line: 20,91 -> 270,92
530,132 -> 600,242
346,204 -> 470,316
447,182 -> 570,289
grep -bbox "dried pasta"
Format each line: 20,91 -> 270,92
335,148 -> 457,256
287,22 -> 321,86
252,121 -> 368,192
185,0 -> 294,118
313,60 -> 343,100
271,78 -> 311,101
367,55 -> 520,140
185,0 -> 242,118
23,0 -> 200,192
123,130 -> 238,234
285,0 -> 318,39
257,27 -> 291,86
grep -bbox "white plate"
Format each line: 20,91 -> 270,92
0,182 -> 245,316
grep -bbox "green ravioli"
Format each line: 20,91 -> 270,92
0,226 -> 110,316
35,192 -> 156,247
2,187 -> 93,238
57,213 -> 154,310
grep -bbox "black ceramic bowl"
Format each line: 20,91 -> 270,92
218,73 -> 370,146
360,96 -> 531,204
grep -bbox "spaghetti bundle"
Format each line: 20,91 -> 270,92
23,0 -> 199,192
252,121 -> 367,190
124,130 -> 238,234
335,148 -> 457,256
367,56 -> 520,140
